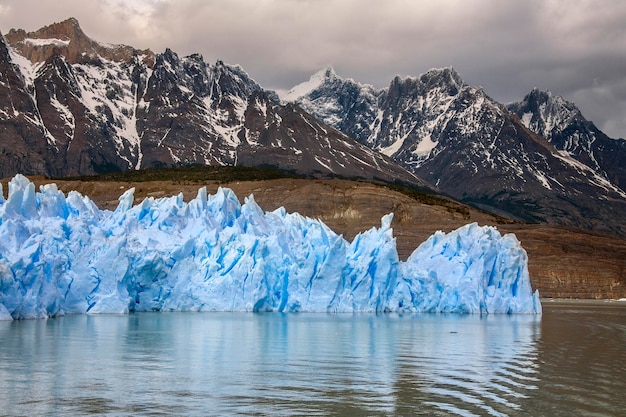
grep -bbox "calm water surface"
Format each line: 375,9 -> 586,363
1,300 -> 625,416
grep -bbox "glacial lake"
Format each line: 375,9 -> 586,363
1,300 -> 624,416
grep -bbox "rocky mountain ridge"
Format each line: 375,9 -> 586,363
507,88 -> 626,189
0,18 -> 422,186
283,67 -> 626,237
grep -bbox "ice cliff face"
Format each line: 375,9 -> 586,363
0,175 -> 540,320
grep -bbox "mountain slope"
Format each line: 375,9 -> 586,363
508,89 -> 626,190
0,31 -> 49,175
283,68 -> 626,237
0,18 -> 422,186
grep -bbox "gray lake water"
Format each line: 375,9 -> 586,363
1,300 -> 625,416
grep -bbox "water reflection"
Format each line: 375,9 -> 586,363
529,301 -> 626,416
397,314 -> 541,416
0,312 -> 548,416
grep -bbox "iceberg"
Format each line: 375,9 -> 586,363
0,175 -> 541,320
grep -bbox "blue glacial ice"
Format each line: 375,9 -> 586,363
0,175 -> 541,320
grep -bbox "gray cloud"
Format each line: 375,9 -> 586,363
1,0 -> 624,138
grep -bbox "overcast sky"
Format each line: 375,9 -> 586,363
1,0 -> 625,138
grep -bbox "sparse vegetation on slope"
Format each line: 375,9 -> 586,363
58,165 -> 303,184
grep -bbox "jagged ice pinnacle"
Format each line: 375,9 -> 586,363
0,175 -> 541,320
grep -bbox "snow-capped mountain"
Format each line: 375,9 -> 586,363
283,67 -> 626,237
1,18 -> 625,238
0,18 -> 421,186
508,89 -> 626,189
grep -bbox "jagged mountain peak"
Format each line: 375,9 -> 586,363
31,17 -> 83,40
161,47 -> 179,62
509,88 -> 586,138
383,67 -> 468,106
314,66 -> 338,80
527,87 -> 553,101
388,67 -> 465,93
211,60 -> 260,89
4,17 -> 154,67
213,59 -> 254,80
522,88 -> 581,116
280,66 -> 348,102
280,67 -> 379,124
508,87 -> 626,193
6,17 -> 84,44
281,65 -> 626,237
284,66 -> 469,108
208,59 -> 269,103
420,66 -> 465,88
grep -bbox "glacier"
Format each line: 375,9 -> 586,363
0,175 -> 541,320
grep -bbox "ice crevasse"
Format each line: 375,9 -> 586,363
0,175 -> 541,320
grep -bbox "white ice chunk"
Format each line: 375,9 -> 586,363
0,176 -> 541,320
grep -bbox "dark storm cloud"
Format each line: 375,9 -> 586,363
0,0 -> 625,138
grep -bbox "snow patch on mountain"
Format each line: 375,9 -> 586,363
7,46 -> 42,85
74,59 -> 142,162
553,151 -> 626,198
414,135 -> 438,157
280,67 -> 337,102
24,38 -> 70,47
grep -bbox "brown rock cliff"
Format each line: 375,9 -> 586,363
5,17 -> 154,66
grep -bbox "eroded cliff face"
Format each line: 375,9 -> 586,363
8,177 -> 625,299
498,226 -> 626,299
